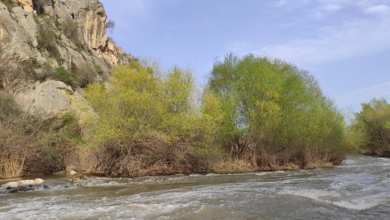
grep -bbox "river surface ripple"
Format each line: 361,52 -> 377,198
1,155 -> 390,220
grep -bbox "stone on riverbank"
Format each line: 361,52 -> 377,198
18,180 -> 35,184
2,178 -> 44,188
34,178 -> 44,184
1,182 -> 19,188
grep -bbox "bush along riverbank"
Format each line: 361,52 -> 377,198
346,98 -> 390,157
0,54 -> 351,178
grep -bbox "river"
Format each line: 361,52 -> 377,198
1,155 -> 390,219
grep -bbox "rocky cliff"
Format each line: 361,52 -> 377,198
0,0 -> 133,116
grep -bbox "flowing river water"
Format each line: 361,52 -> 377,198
1,155 -> 390,219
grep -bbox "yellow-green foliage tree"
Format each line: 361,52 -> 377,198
84,61 -> 224,176
348,98 -> 390,156
208,53 -> 348,168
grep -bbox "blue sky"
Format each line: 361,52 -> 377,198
99,0 -> 390,113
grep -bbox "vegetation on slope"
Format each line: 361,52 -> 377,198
0,92 -> 81,178
0,52 -> 352,178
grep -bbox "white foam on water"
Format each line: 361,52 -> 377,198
255,172 -> 269,176
278,188 -> 340,201
84,179 -> 123,187
206,173 -> 221,177
332,197 -> 386,210
189,174 -> 203,177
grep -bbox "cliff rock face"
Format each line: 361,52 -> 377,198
67,0 -> 108,50
15,80 -> 72,117
0,0 -> 134,117
16,0 -> 33,13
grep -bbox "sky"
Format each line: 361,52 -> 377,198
99,0 -> 390,113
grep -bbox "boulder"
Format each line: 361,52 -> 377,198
9,188 -> 18,193
2,182 -> 19,188
16,185 -> 27,192
18,179 -> 35,185
34,178 -> 44,184
72,176 -> 84,182
15,80 -> 73,117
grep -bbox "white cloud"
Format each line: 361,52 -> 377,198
225,0 -> 390,67
274,0 -> 287,7
365,4 -> 390,14
251,14 -> 390,66
322,4 -> 342,11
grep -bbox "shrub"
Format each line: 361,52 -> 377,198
0,92 -> 82,177
37,27 -> 62,65
92,59 -> 103,75
0,46 -> 30,93
83,61 -> 222,176
2,0 -> 15,12
61,18 -> 84,50
51,67 -> 76,88
75,63 -> 96,88
106,19 -> 115,33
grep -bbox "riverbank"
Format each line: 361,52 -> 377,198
0,160 -> 338,195
1,155 -> 389,220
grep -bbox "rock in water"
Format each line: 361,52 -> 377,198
34,178 -> 44,184
17,186 -> 27,192
9,188 -> 18,193
72,175 -> 84,182
2,182 -> 19,188
18,180 -> 35,185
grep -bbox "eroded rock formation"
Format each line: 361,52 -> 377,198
16,0 -> 33,13
0,0 -> 134,117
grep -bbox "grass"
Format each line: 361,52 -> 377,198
92,60 -> 103,75
2,0 -> 15,12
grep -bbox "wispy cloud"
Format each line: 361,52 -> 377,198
257,18 -> 390,66
365,4 -> 390,14
336,82 -> 390,111
338,82 -> 390,98
321,4 -> 342,11
226,1 -> 390,67
274,0 -> 287,7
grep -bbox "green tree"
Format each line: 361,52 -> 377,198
208,53 -> 347,167
350,98 -> 390,156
